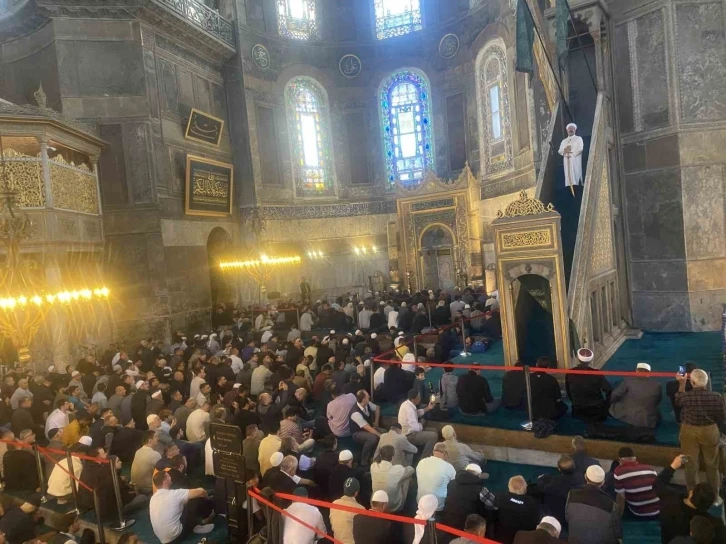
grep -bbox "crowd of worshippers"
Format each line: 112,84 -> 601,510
0,312 -> 722,544
212,285 -> 502,338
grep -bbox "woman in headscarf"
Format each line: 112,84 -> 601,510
404,494 -> 439,544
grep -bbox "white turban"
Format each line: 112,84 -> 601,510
566,123 -> 577,131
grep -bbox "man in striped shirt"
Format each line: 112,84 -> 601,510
613,446 -> 660,518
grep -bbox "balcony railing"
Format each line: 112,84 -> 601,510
154,0 -> 234,47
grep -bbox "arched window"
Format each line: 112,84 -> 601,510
278,0 -> 317,40
379,69 -> 434,190
476,41 -> 513,175
374,0 -> 422,40
285,77 -> 335,196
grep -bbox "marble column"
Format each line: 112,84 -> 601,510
45,260 -> 70,368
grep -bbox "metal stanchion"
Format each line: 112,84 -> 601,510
33,444 -> 48,503
245,484 -> 254,542
108,455 -> 136,531
92,489 -> 107,544
413,334 -> 418,358
427,304 -> 432,328
296,306 -> 300,329
427,519 -> 438,544
522,366 -> 534,431
65,451 -> 81,514
460,321 -> 468,357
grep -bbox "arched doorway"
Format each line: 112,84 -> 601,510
207,227 -> 232,321
419,225 -> 455,291
513,274 -> 557,365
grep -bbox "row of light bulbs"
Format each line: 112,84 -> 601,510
307,250 -> 325,259
0,287 -> 110,310
354,245 -> 377,255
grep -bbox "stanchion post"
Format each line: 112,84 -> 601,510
460,321 -> 468,357
523,365 -> 534,431
92,489 -> 107,544
413,334 -> 418,358
245,484 -> 254,543
296,306 -> 300,329
370,356 -> 375,396
427,519 -> 438,544
108,455 -> 136,531
428,303 -> 432,328
33,444 -> 47,503
65,451 -> 81,514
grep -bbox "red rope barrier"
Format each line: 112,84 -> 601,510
0,438 -> 110,463
247,488 -> 343,544
370,358 -> 682,378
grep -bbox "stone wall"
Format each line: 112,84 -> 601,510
611,0 -> 726,330
0,14 -> 240,345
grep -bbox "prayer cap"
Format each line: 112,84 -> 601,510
465,464 -> 482,475
636,362 -> 651,371
78,436 -> 92,446
566,123 -> 577,130
370,333 -> 377,339
135,380 -> 146,389
540,517 -> 562,534
339,450 -> 353,462
586,465 -> 605,484
441,425 -> 455,439
151,391 -> 162,400
577,348 -> 594,363
372,490 -> 389,503
270,452 -> 284,467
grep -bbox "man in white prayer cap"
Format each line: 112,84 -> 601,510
565,348 -> 613,424
558,122 -> 584,196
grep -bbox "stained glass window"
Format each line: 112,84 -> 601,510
285,77 -> 335,196
278,0 -> 318,40
476,41 -> 513,175
379,70 -> 434,190
375,0 -> 423,40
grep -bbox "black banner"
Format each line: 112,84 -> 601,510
185,155 -> 234,217
185,108 -> 224,147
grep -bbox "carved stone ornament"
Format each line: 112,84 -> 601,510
339,54 -> 362,79
497,191 -> 555,218
34,83 -> 47,109
439,33 -> 460,59
251,44 -> 270,70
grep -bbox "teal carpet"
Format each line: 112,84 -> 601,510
380,332 -> 723,446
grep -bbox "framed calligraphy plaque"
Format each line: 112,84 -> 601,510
184,108 -> 225,147
185,155 -> 234,217
339,54 -> 362,79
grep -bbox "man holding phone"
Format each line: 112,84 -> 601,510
675,368 -> 725,506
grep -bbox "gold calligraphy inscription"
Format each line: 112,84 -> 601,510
501,229 -> 551,249
192,168 -> 229,205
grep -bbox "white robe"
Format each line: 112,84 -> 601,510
558,135 -> 584,187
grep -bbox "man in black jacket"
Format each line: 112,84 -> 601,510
0,493 -> 42,544
530,357 -> 567,420
536,455 -> 584,535
456,364 -> 500,415
501,361 -> 526,411
494,475 -> 541,544
441,463 -> 492,532
565,348 -> 612,424
654,454 -> 726,544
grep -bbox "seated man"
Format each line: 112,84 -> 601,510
416,442 -> 457,511
440,425 -> 486,472
456,363 -> 500,415
0,493 -> 43,544
278,406 -> 315,453
3,429 -> 40,492
441,463 -> 492,530
130,430 -> 162,494
494,476 -> 541,544
565,348 -> 612,424
609,363 -> 662,428
349,390 -> 382,466
536,455 -> 584,534
501,362 -> 526,410
398,389 -> 437,458
48,439 -> 90,504
530,357 -> 567,421
613,446 -> 660,519
371,445 -> 415,513
150,470 -> 215,543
